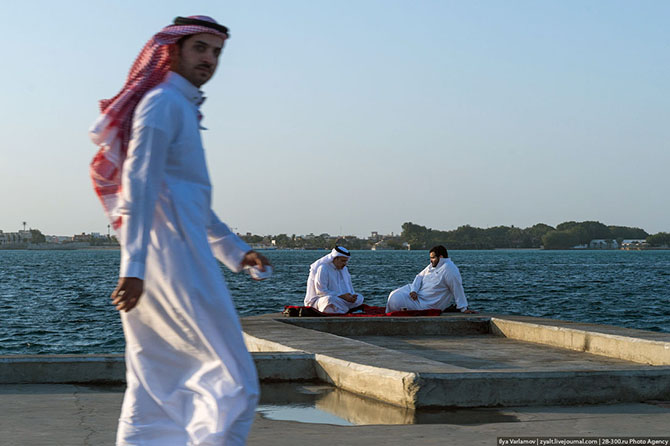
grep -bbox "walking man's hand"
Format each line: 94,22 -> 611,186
241,250 -> 272,271
112,277 -> 144,312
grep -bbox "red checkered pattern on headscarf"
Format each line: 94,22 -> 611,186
89,16 -> 228,230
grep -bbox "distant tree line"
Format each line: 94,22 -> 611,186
237,222 -> 669,251
240,233 -> 378,250
647,232 -> 670,247
401,221 -> 662,250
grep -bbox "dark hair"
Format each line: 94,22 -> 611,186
429,245 -> 448,258
175,35 -> 190,48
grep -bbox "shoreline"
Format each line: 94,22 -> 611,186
1,246 -> 669,252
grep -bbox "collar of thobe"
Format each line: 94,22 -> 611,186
166,72 -> 208,128
429,257 -> 447,271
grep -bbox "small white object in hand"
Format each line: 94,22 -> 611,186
245,265 -> 273,280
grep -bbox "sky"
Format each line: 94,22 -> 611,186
1,0 -> 668,237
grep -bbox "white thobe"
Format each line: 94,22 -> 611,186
386,258 -> 469,312
304,262 -> 364,314
116,72 -> 259,446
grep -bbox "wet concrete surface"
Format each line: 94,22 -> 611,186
1,384 -> 669,446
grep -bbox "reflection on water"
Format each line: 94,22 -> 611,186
257,383 -> 519,426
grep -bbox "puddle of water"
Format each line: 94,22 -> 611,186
257,383 -> 519,426
257,404 -> 354,426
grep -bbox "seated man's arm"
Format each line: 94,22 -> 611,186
408,269 -> 425,300
344,271 -> 364,305
444,267 -> 472,312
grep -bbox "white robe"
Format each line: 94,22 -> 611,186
386,258 -> 469,312
304,260 -> 364,314
116,72 -> 259,446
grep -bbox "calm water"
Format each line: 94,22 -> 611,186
0,249 -> 668,355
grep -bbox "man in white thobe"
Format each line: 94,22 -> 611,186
386,245 -> 475,313
89,16 -> 269,446
304,247 -> 364,314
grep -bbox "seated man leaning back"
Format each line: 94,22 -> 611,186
386,245 -> 476,313
304,246 -> 364,314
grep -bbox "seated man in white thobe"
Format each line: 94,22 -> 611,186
304,246 -> 364,314
386,245 -> 476,313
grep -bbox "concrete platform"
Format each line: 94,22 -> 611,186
241,313 -> 670,408
1,313 -> 669,444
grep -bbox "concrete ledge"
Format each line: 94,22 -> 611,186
253,353 -> 316,381
244,333 -> 301,353
280,316 -> 490,336
490,317 -> 670,365
0,355 -> 125,384
0,353 -> 315,384
413,369 -> 670,408
0,355 -> 126,384
313,354 -> 418,408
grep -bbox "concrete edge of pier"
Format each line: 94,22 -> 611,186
240,313 -> 670,408
489,316 -> 670,365
0,352 -> 317,384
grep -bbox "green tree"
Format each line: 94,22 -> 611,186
647,232 -> 670,247
555,221 -> 610,244
401,222 -> 430,249
241,234 -> 263,244
542,230 -> 579,249
29,229 -> 46,244
523,223 -> 554,247
609,225 -> 649,240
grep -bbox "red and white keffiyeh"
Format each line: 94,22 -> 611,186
89,16 -> 228,230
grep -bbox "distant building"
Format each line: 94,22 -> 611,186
589,239 -> 618,249
45,235 -> 74,244
621,239 -> 648,250
0,230 -> 32,245
73,233 -> 88,242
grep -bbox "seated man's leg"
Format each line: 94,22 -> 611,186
386,284 -> 421,312
313,296 -> 349,314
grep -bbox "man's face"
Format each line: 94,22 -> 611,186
171,33 -> 225,87
429,252 -> 441,267
333,256 -> 349,270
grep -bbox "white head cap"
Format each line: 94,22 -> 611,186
331,246 -> 350,258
